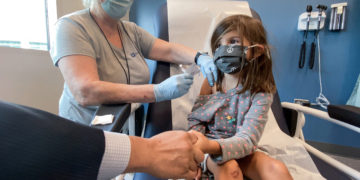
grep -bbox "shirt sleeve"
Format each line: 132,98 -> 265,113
188,99 -> 207,134
188,114 -> 207,134
50,18 -> 96,66
211,93 -> 274,164
97,132 -> 131,180
131,22 -> 156,59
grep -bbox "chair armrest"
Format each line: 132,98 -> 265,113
328,105 -> 360,128
90,104 -> 131,132
298,140 -> 360,180
281,102 -> 360,133
282,102 -> 360,179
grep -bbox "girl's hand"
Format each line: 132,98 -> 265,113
188,130 -> 210,153
206,157 -> 218,174
195,167 -> 202,180
188,130 -> 221,155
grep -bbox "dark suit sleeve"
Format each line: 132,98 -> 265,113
0,100 -> 105,180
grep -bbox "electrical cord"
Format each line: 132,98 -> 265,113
315,33 -> 330,109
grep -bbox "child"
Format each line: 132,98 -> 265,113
188,15 -> 293,180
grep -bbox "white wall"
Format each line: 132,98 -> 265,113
56,0 -> 84,18
0,0 -> 84,114
0,47 -> 63,114
0,0 -> 131,114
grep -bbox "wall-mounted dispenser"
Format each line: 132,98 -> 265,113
329,2 -> 347,31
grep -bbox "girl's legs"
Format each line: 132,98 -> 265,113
207,158 -> 243,180
237,151 -> 293,180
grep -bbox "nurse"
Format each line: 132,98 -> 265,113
50,0 -> 218,125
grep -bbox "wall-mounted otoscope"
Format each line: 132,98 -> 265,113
309,4 -> 327,69
298,5 -> 312,69
297,4 -> 326,70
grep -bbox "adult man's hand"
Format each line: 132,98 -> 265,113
188,130 -> 221,155
148,131 -> 204,179
126,131 -> 204,179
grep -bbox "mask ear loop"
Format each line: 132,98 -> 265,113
240,46 -> 247,70
249,54 -> 258,93
236,46 -> 247,89
245,44 -> 263,93
247,44 -> 266,62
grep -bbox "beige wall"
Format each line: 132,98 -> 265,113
0,0 -> 131,114
53,0 -> 130,20
0,47 -> 64,114
56,0 -> 84,18
0,0 -> 84,114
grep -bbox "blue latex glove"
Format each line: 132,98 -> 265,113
153,73 -> 194,102
197,54 -> 218,86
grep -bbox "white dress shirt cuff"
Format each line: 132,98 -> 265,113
97,132 -> 131,180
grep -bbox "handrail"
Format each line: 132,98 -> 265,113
281,102 -> 360,133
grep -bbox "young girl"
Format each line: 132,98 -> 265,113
188,15 -> 293,180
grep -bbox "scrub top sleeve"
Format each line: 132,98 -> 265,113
50,18 -> 96,66
132,23 -> 156,59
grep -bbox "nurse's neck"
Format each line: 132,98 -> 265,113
90,5 -> 119,33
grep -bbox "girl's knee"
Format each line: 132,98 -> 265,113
266,160 -> 292,179
271,161 -> 288,173
219,160 -> 243,179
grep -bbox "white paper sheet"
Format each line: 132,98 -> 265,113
259,110 -> 325,180
91,114 -> 114,125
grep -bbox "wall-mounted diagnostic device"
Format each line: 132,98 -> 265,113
297,11 -> 326,31
296,5 -> 331,109
297,5 -> 327,69
329,2 -> 347,31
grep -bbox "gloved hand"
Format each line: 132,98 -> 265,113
196,54 -> 218,87
154,73 -> 193,102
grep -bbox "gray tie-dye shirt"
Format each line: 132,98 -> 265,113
188,85 -> 273,164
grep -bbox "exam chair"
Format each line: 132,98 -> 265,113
91,103 -> 144,136
132,3 -> 172,180
133,2 -> 360,180
132,3 -> 273,180
280,102 -> 360,180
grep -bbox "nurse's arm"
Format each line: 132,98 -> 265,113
57,55 -> 156,106
148,38 -> 197,65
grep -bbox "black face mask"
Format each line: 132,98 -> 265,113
214,45 -> 257,74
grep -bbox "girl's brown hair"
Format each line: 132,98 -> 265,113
210,15 -> 276,94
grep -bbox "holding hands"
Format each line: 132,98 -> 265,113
188,130 -> 222,180
188,130 -> 220,155
145,131 -> 204,179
